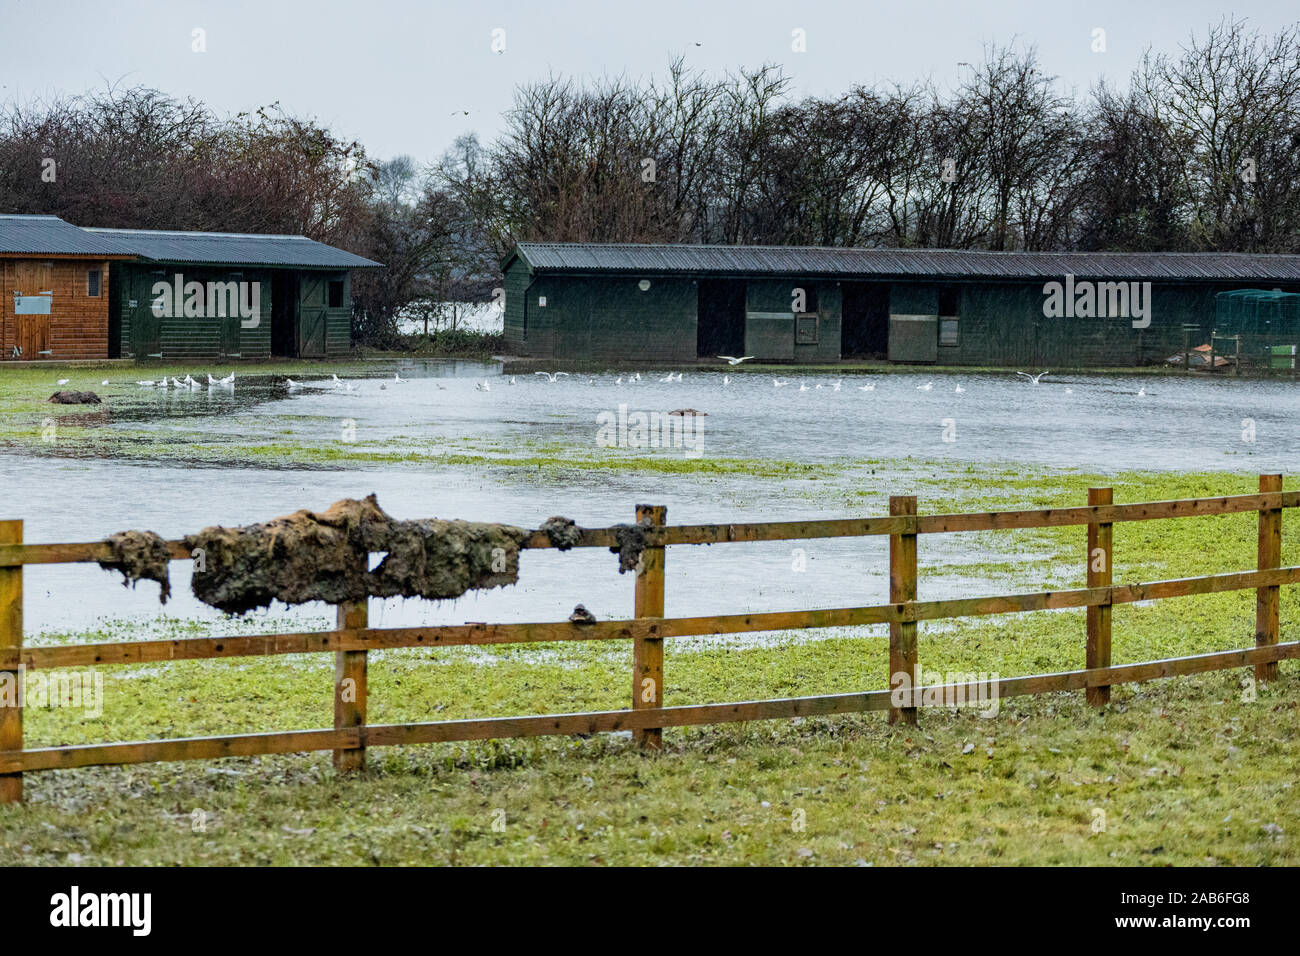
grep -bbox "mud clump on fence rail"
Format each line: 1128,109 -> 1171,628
609,521 -> 651,573
539,516 -> 582,550
98,530 -> 172,603
182,494 -> 528,615
367,516 -> 527,601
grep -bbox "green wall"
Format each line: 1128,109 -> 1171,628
508,271 -> 698,361
112,264 -> 352,359
744,279 -> 841,362
503,258 -> 530,351
885,278 -> 1284,367
890,283 -> 938,315
500,257 -> 1297,368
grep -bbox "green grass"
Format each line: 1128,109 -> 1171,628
2,467 -> 1297,865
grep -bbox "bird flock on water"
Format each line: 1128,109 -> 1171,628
54,365 -> 1153,398
131,372 -> 234,390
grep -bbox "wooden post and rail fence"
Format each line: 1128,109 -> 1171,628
0,476 -> 1296,803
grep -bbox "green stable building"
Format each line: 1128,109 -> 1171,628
85,227 -> 381,360
502,243 -> 1300,366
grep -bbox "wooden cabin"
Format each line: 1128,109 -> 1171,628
0,215 -> 135,361
0,214 -> 381,362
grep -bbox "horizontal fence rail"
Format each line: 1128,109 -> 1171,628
3,490 -> 1298,568
0,477 -> 1294,801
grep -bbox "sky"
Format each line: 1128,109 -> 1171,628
1,0 -> 1297,165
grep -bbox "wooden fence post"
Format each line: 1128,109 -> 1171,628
0,520 -> 22,803
633,504 -> 666,749
1086,488 -> 1114,706
1256,473 -> 1283,682
888,496 -> 918,726
333,599 -> 367,772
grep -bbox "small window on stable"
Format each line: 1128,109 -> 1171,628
328,280 -> 344,308
940,317 -> 960,347
87,269 -> 101,297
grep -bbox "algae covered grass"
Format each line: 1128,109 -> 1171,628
2,467 -> 1297,866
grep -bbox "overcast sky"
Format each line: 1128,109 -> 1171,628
2,1 -> 1297,164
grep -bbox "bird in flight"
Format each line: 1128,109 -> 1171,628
857,383 -> 875,391
717,355 -> 755,365
534,371 -> 569,382
916,382 -> 933,391
773,378 -> 789,387
1015,370 -> 1050,384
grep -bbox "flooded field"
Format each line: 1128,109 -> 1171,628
5,360 -> 1298,634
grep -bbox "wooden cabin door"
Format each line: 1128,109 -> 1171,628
14,315 -> 51,358
297,274 -> 327,357
131,273 -> 162,357
12,261 -> 53,358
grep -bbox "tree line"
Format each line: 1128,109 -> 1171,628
450,18 -> 1300,256
2,17 -> 1297,345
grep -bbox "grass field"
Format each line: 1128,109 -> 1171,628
1,467 -> 1296,865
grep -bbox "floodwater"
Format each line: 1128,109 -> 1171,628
5,360 -> 1299,636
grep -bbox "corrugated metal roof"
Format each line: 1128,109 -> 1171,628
0,214 -> 133,256
84,227 -> 382,268
510,242 -> 1300,282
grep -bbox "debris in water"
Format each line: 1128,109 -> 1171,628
48,391 -> 102,404
184,494 -> 527,615
609,520 -> 652,574
569,604 -> 597,624
97,530 -> 172,603
539,515 -> 582,550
